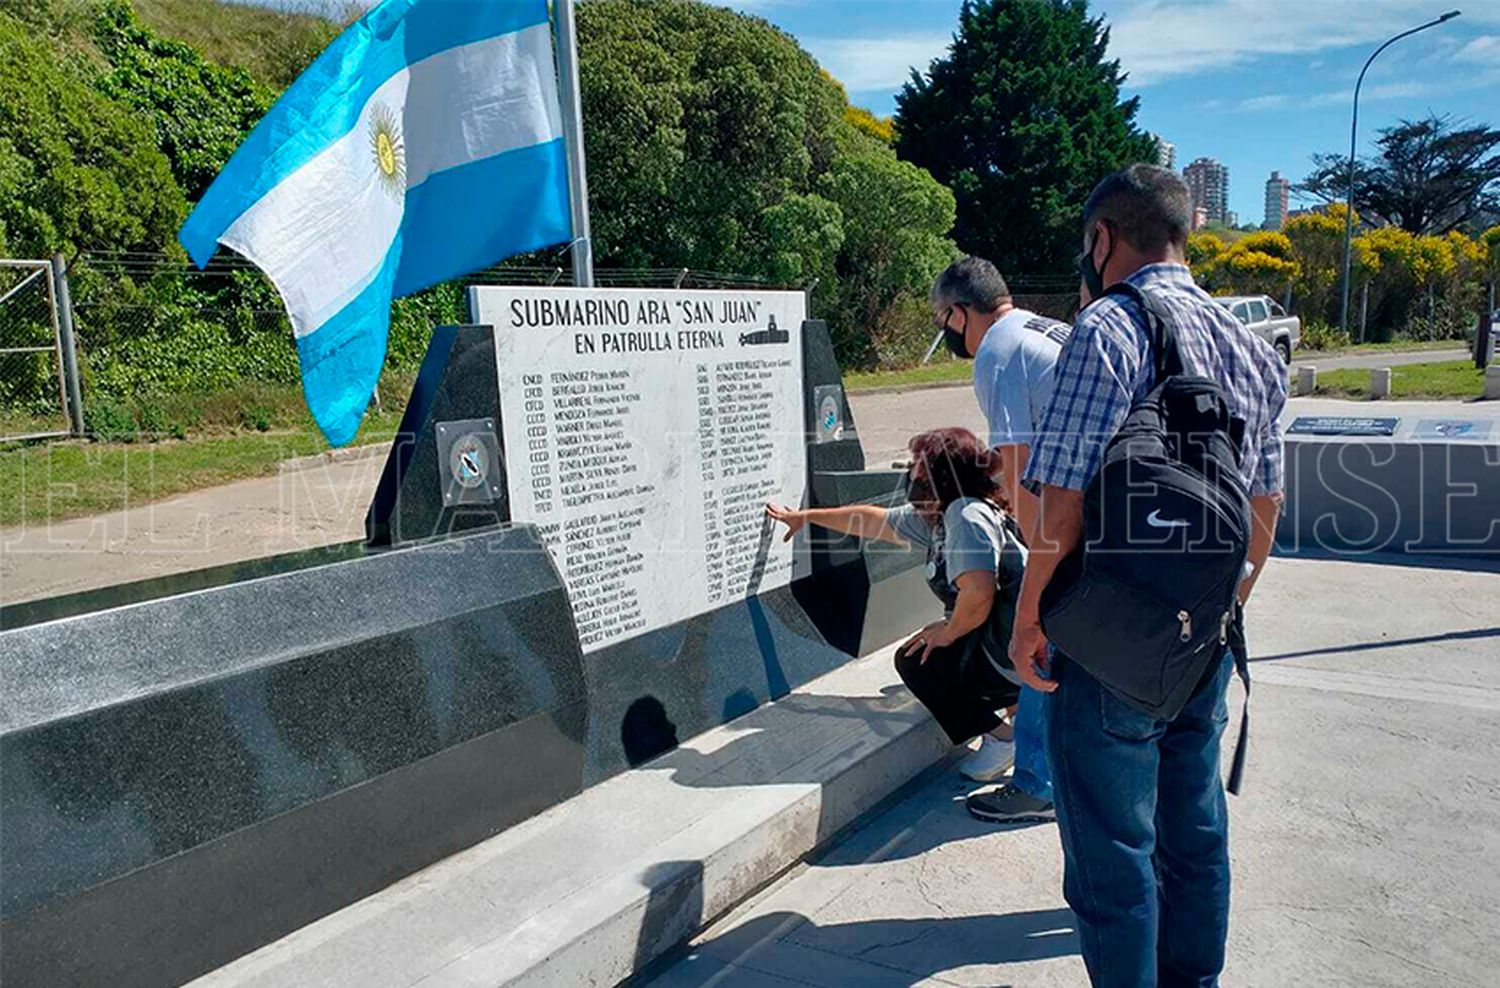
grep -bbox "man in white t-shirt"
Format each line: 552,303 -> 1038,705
930,255 -> 1068,823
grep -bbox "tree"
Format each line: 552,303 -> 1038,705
1299,115 -> 1500,235
1185,232 -> 1225,272
575,0 -> 958,365
0,11 -> 184,258
894,0 -> 1156,275
576,0 -> 846,273
1195,232 -> 1300,299
91,0 -> 273,202
1481,226 -> 1500,307
822,71 -> 895,146
1283,209 -> 1345,323
820,152 -> 958,363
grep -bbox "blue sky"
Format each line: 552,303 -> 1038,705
720,0 -> 1500,225
260,0 -> 1500,226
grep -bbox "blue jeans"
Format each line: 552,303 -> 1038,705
1048,651 -> 1232,988
1011,685 -> 1052,801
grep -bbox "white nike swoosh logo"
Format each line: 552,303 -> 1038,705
1147,509 -> 1191,529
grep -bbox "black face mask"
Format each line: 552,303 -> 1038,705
941,306 -> 972,359
1079,222 -> 1113,302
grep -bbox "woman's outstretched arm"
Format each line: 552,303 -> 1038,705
765,503 -> 908,546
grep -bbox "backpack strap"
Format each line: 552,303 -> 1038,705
1103,281 -> 1185,380
1225,601 -> 1252,796
1105,280 -> 1252,459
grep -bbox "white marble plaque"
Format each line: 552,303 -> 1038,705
471,286 -> 809,654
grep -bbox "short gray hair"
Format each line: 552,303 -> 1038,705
1082,164 -> 1192,253
931,256 -> 1011,311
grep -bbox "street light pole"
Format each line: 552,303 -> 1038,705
1338,10 -> 1461,338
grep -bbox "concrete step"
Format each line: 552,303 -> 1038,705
191,642 -> 948,988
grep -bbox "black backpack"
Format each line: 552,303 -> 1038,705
1039,281 -> 1254,793
978,506 -> 1028,685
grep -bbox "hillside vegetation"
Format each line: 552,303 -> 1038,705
133,0 -> 349,87
0,0 -> 971,439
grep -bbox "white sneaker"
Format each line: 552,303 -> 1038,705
959,734 -> 1015,782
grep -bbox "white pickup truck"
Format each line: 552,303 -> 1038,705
1215,295 -> 1300,364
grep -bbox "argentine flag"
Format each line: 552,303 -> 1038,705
180,0 -> 572,445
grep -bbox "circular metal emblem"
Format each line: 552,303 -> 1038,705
449,433 -> 490,490
819,394 -> 844,440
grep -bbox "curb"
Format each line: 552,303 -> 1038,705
278,440 -> 393,474
194,644 -> 949,988
847,378 -> 971,397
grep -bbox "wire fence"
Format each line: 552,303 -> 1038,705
68,253 -> 804,373
3,250 -> 1082,441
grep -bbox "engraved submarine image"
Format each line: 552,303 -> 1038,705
739,314 -> 790,346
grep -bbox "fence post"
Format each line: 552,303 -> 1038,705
1477,305 -> 1493,371
50,253 -> 85,436
674,268 -> 689,289
803,277 -> 819,319
1358,280 -> 1369,343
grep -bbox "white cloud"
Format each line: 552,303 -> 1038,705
1219,75 -> 1491,114
800,35 -> 952,92
1236,93 -> 1292,111
1105,0 -> 1495,86
1453,35 -> 1500,65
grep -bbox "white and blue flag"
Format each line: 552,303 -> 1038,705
180,0 -> 572,445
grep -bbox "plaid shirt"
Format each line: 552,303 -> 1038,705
1025,263 -> 1288,495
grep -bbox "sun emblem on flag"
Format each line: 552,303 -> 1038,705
369,104 -> 405,197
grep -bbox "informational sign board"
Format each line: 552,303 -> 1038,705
1287,416 -> 1399,437
1411,419 -> 1493,442
471,286 -> 809,654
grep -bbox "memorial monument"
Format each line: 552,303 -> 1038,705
0,291 -> 931,986
1277,413 -> 1500,556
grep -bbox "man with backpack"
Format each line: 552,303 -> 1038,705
1009,164 -> 1287,987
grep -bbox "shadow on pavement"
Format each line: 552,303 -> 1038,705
1271,546 -> 1500,575
637,907 -> 1078,987
1252,625 -> 1500,663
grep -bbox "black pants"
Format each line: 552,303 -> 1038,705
894,631 -> 1021,745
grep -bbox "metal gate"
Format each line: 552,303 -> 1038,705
1,258 -> 77,442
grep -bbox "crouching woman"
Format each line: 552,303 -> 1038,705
766,427 -> 1025,782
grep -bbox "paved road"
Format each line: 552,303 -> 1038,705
1,448 -> 386,605
643,551 -> 1500,988
2,388 -> 1492,605
852,387 -> 1496,469
1292,347 -> 1469,371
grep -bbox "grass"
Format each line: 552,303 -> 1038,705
0,378 -> 408,529
1312,360 -> 1488,400
134,0 -> 350,87
844,360 -> 971,392
0,417 -> 399,530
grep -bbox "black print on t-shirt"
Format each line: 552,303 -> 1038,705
1023,316 -> 1072,347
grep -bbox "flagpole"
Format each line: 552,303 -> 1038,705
553,0 -> 594,287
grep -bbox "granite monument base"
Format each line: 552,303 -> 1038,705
1277,428 -> 1500,556
1,526 -> 587,987
0,316 -> 932,985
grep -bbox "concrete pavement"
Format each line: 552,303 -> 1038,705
642,551 -> 1500,988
